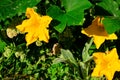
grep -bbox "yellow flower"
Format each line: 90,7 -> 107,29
92,48 -> 120,80
81,16 -> 117,49
16,8 -> 52,46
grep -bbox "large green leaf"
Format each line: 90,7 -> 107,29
46,5 -> 64,19
0,0 -> 41,21
47,0 -> 92,33
103,17 -> 120,34
97,0 -> 120,17
62,0 -> 92,12
66,9 -> 84,26
47,5 -> 66,33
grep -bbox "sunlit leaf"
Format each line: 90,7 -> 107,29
97,0 -> 120,17
66,9 -> 84,26
62,0 -> 91,12
47,5 -> 66,33
103,17 -> 120,34
47,0 -> 92,33
47,5 -> 64,19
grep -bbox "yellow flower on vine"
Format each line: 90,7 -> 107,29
16,8 -> 52,46
81,16 -> 117,49
92,48 -> 120,80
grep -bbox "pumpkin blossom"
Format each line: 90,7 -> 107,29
92,48 -> 120,80
16,8 -> 52,46
81,16 -> 117,49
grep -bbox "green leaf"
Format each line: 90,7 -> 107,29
66,9 -> 84,26
62,0 -> 91,26
103,17 -> 120,34
60,49 -> 78,67
54,20 -> 66,33
53,58 -> 66,64
62,0 -> 92,12
116,0 -> 120,5
97,0 -> 120,17
47,5 -> 64,19
82,38 -> 93,62
47,0 -> 92,32
0,0 -> 41,21
47,5 -> 66,33
52,49 -> 78,68
0,39 -> 6,52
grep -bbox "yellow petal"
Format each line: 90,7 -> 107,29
40,16 -> 53,28
25,32 -> 38,46
102,70 -> 114,80
38,28 -> 49,43
106,33 -> 117,40
106,48 -> 118,61
93,36 -> 105,49
115,60 -> 120,71
81,29 -> 92,37
92,52 -> 107,77
92,65 -> 103,77
26,8 -> 38,18
93,52 -> 105,64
